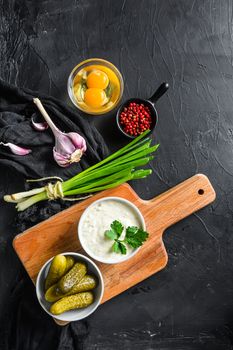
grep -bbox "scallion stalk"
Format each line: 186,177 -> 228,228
4,131 -> 159,211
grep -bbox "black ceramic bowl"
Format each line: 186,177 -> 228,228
116,82 -> 169,139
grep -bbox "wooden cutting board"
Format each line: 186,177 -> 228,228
13,174 -> 215,325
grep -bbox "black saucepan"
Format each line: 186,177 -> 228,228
116,82 -> 169,139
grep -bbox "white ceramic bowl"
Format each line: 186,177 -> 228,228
36,252 -> 104,322
78,197 -> 146,264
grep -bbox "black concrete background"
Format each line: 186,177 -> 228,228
0,1 -> 233,349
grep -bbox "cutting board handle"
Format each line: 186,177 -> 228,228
142,174 -> 216,234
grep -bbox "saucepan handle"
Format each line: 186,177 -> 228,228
148,82 -> 169,104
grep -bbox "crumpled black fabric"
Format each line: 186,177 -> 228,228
1,274 -> 91,350
0,79 -> 108,178
0,80 -> 109,350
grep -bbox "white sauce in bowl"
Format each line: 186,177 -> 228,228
78,197 -> 145,264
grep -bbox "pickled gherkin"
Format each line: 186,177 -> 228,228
70,274 -> 97,294
45,284 -> 61,303
64,256 -> 75,273
45,275 -> 97,303
50,292 -> 94,315
45,254 -> 67,291
58,262 -> 87,294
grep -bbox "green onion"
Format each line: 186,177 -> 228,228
3,131 -> 159,211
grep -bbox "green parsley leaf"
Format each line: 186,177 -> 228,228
125,226 -> 149,248
112,241 -> 121,253
125,226 -> 138,235
110,220 -> 124,238
119,242 -> 127,255
105,220 -> 124,241
105,229 -> 118,240
104,220 -> 149,255
112,241 -> 127,254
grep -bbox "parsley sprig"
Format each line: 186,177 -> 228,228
105,220 -> 149,255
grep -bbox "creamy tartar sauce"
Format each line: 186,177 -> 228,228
79,199 -> 142,262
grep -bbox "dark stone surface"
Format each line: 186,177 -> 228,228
0,0 -> 233,349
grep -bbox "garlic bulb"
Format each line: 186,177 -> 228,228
33,98 -> 86,167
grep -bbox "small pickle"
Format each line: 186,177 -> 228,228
64,256 -> 75,273
45,254 -> 67,291
45,284 -> 61,303
58,262 -> 87,294
45,275 -> 97,303
70,275 -> 97,295
50,292 -> 94,315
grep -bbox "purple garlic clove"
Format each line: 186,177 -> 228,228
31,117 -> 48,131
0,142 -> 32,155
53,148 -> 70,167
66,132 -> 87,152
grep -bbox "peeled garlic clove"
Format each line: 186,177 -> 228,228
0,142 -> 32,155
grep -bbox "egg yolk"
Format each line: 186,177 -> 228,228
84,88 -> 106,108
86,70 -> 109,89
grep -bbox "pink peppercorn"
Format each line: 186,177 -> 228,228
119,102 -> 152,136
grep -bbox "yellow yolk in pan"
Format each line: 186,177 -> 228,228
86,70 -> 109,89
84,88 -> 106,108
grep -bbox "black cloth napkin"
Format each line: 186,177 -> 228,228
0,80 -> 109,350
0,79 -> 108,178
